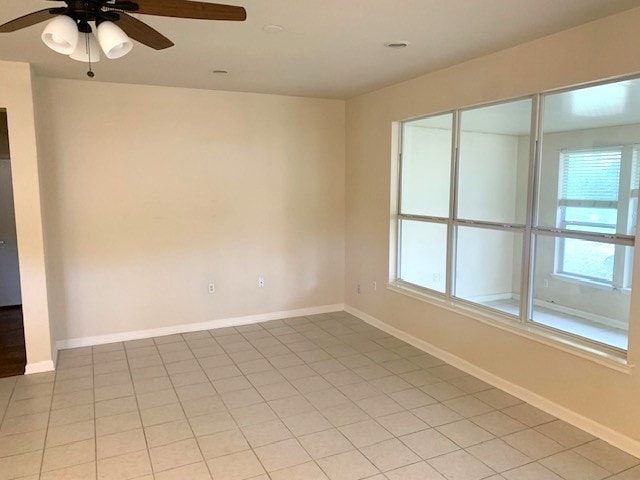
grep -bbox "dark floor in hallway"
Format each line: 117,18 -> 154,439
0,306 -> 25,378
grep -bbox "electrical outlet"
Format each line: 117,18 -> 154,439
357,284 -> 361,294
373,281 -> 377,291
544,279 -> 549,288
208,282 -> 215,294
258,276 -> 265,288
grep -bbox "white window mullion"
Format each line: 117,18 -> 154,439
613,146 -> 633,288
446,111 -> 460,299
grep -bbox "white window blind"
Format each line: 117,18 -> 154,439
631,147 -> 640,198
559,149 -> 622,207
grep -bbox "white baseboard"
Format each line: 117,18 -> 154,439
25,360 -> 55,375
344,304 -> 640,458
56,303 -> 345,350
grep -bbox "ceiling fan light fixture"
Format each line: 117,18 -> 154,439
97,21 -> 133,59
41,15 -> 79,55
70,32 -> 101,63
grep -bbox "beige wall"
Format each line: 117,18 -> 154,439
35,78 -> 345,342
0,61 -> 53,370
345,6 -> 640,445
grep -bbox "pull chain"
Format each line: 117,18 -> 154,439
86,31 -> 94,78
85,2 -> 95,78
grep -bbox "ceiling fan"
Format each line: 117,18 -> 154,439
0,0 -> 247,76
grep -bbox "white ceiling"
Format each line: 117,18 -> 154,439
1,0 -> 640,99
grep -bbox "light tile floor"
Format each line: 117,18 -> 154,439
0,311 -> 638,480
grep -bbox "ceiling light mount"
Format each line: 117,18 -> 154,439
263,25 -> 284,34
385,41 -> 409,49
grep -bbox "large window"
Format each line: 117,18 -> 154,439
395,77 -> 640,355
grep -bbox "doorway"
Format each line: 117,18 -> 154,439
0,110 -> 26,377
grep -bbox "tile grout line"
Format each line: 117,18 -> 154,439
250,315 -> 382,478
19,311 -> 640,480
278,314 -> 636,477
93,346 -> 98,480
232,321 -> 347,480
281,318 -> 382,478
185,324 -> 278,478
200,317 -> 349,476
37,366 -> 59,477
208,317 -> 331,478
136,322 -> 317,475
120,340 -> 154,479
8,344 -> 510,476
157,329 -> 225,479
0,376 -> 19,438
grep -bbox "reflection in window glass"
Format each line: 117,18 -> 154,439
556,148 -> 621,235
559,238 -> 615,283
398,220 -> 447,293
454,226 -> 522,317
400,114 -> 453,218
532,235 -> 630,350
563,208 -> 616,229
458,99 -> 531,224
538,80 -> 640,232
533,78 -> 640,350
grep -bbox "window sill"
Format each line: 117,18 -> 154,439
550,273 -> 631,295
386,281 -> 632,374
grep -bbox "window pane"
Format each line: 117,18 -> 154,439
538,78 -> 640,231
399,220 -> 447,293
559,237 -> 614,282
532,235 -> 630,350
458,99 -> 531,224
454,226 -> 522,316
401,114 -> 452,217
563,207 -> 616,226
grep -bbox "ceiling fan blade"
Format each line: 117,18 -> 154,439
116,13 -> 174,50
130,0 -> 246,21
109,1 -> 140,12
0,8 -> 65,33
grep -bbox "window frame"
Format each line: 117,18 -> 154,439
392,76 -> 640,361
397,97 -> 536,319
397,111 -> 457,298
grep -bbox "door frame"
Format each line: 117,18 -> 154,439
0,62 -> 54,374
